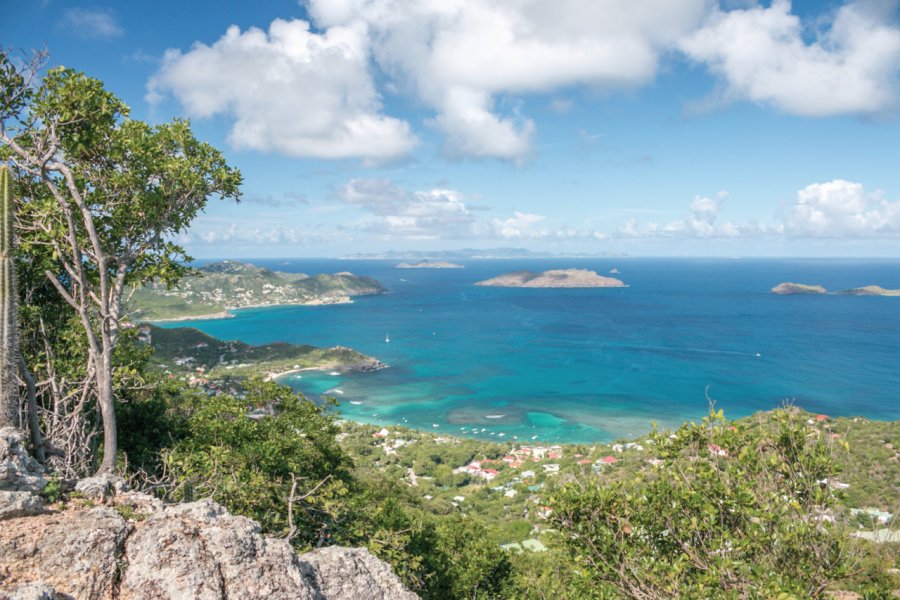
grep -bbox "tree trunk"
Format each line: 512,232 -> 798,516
95,354 -> 117,474
18,354 -> 45,462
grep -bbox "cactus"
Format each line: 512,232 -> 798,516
0,165 -> 20,428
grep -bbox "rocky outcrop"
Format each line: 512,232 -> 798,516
0,506 -> 131,599
476,268 -> 626,288
0,427 -> 47,493
301,547 -> 419,600
0,477 -> 418,600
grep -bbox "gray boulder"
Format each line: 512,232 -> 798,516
119,499 -> 316,600
301,546 -> 420,600
0,506 -> 131,600
0,427 -> 46,492
0,490 -> 44,521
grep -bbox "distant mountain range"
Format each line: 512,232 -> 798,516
340,248 -> 628,260
129,261 -> 385,321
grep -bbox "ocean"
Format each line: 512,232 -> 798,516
160,258 -> 900,443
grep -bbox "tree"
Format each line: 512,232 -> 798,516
0,50 -> 241,472
550,408 -> 856,598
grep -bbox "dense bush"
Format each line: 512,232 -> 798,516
550,408 -> 860,598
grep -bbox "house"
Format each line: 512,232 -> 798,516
481,468 -> 499,481
520,470 -> 536,478
577,459 -> 593,465
372,427 -> 389,439
542,464 -> 560,474
599,456 -> 618,464
537,506 -> 553,519
504,489 -> 517,498
707,444 -> 728,457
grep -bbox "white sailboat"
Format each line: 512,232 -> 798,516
385,333 -> 390,343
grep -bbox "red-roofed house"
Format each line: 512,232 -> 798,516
600,456 -> 618,464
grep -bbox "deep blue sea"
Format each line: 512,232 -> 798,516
160,258 -> 900,443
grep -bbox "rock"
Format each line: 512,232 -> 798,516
0,490 -> 44,521
74,474 -> 129,501
111,490 -> 164,518
119,499 -> 317,600
300,547 -> 419,600
0,582 -> 59,600
0,507 -> 131,600
0,492 -> 419,600
0,428 -> 47,493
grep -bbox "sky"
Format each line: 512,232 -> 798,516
5,0 -> 900,257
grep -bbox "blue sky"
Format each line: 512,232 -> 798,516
6,0 -> 900,257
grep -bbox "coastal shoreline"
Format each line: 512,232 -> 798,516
147,297 -> 355,323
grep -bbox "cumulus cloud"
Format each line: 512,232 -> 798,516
148,19 -> 417,162
681,0 -> 900,116
337,178 -> 478,239
491,212 -> 546,238
786,179 -> 900,236
617,181 -> 900,241
60,8 -> 123,39
618,191 -> 772,239
308,0 -> 709,160
335,178 -> 605,241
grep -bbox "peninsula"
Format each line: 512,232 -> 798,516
146,324 -> 386,381
771,282 -> 900,296
396,260 -> 464,269
129,261 -> 385,321
475,268 -> 626,288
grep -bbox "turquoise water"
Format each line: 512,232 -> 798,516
161,258 -> 900,443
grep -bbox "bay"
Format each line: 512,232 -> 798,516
160,258 -> 900,443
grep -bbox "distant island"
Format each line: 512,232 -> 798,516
771,282 -> 827,295
130,260 -> 385,321
475,268 -> 627,288
341,248 -> 628,260
396,260 -> 464,269
771,282 -> 900,296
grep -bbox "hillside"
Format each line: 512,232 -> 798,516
146,325 -> 386,382
129,261 -> 385,321
337,409 -> 899,547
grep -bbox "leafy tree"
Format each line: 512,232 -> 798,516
550,408 -> 857,598
0,50 -> 241,472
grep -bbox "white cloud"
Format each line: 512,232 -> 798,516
786,179 -> 900,236
148,19 -> 417,162
491,212 -> 546,238
681,0 -> 900,116
308,0 -> 710,160
337,178 -> 477,238
60,8 -> 123,39
618,192 -> 772,239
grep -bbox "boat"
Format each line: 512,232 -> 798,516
385,333 -> 390,343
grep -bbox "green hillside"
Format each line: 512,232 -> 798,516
129,261 -> 385,321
